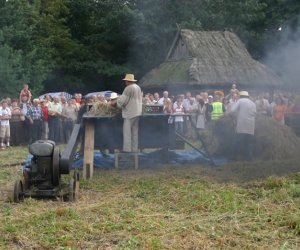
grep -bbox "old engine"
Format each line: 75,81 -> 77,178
13,140 -> 79,202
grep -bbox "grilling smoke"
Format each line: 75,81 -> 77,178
263,16 -> 300,91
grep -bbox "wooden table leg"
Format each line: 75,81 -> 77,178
83,120 -> 95,179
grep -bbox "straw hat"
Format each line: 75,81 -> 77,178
122,74 -> 137,82
110,92 -> 118,100
239,91 -> 249,97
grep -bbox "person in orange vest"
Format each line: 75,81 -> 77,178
273,96 -> 286,125
211,95 -> 226,120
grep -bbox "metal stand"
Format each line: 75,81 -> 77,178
175,118 -> 216,166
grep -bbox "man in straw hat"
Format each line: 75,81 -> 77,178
117,74 -> 142,152
231,91 -> 256,161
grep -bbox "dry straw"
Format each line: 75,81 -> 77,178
140,29 -> 281,88
203,114 -> 300,160
88,102 -> 121,116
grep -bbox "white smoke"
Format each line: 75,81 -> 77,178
264,16 -> 300,90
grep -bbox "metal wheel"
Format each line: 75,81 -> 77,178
23,171 -> 29,190
52,146 -> 60,186
13,180 -> 24,203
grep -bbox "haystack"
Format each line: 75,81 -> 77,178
88,102 -> 120,116
202,115 -> 300,160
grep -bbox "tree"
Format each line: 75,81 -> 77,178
0,0 -> 50,97
1,0 -> 299,96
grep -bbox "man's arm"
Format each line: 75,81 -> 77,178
26,107 -> 32,118
7,108 -> 11,119
47,103 -> 54,115
28,90 -> 32,103
117,94 -> 130,108
40,107 -> 44,120
57,104 -> 62,115
117,88 -> 131,108
19,90 -> 23,103
222,103 -> 226,113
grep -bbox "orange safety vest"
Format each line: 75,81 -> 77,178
273,105 -> 285,121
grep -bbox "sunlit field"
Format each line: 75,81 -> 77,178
0,146 -> 299,249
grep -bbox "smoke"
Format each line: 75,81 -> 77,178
263,16 -> 300,91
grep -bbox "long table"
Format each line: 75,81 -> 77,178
82,113 -> 174,179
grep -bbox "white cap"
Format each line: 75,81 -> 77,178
110,92 -> 118,100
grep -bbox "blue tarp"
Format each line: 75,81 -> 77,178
23,150 -> 226,170
72,150 -> 226,169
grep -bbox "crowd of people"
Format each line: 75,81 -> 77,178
0,82 -> 299,152
142,85 -> 300,131
0,84 -> 85,149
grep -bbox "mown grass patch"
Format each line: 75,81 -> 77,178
0,147 -> 299,249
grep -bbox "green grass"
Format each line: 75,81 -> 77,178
0,147 -> 299,249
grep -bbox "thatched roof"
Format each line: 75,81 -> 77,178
140,29 -> 282,89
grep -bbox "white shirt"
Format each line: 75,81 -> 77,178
182,98 -> 192,110
255,98 -> 269,115
158,97 -> 170,105
0,107 -> 11,126
231,98 -> 256,135
173,103 -> 184,122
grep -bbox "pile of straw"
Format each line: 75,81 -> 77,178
87,102 -> 120,116
202,114 -> 300,160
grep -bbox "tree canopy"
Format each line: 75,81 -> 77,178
0,0 -> 299,98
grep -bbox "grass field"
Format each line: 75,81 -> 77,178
0,147 -> 300,249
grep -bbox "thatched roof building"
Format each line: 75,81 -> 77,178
139,29 -> 282,92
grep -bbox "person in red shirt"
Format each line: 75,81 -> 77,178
74,93 -> 82,104
19,84 -> 32,104
40,99 -> 49,140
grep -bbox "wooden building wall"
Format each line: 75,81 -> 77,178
168,37 -> 191,60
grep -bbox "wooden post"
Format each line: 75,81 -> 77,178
134,153 -> 138,170
83,120 -> 95,179
115,152 -> 119,169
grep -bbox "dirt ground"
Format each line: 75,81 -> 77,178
196,159 -> 300,183
89,157 -> 300,185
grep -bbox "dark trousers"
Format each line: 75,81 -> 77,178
10,121 -> 24,146
64,120 -> 75,143
233,133 -> 254,161
23,119 -> 31,144
30,120 -> 42,143
48,116 -> 60,143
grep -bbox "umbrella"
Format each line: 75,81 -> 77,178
85,90 -> 115,98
